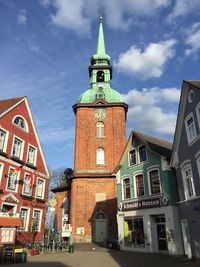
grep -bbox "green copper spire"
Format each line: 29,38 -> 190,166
92,17 -> 110,62
78,17 -> 123,104
96,16 -> 105,56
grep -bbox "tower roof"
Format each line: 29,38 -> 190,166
78,17 -> 124,104
91,17 -> 110,62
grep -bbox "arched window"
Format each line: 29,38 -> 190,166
95,211 -> 107,220
96,148 -> 105,165
97,70 -> 104,82
96,122 -> 104,137
13,116 -> 27,131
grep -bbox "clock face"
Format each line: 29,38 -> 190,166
94,108 -> 106,120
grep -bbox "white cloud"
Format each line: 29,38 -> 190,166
40,0 -> 51,7
114,39 -> 176,80
168,0 -> 200,21
17,9 -> 27,25
124,87 -> 180,135
41,0 -> 170,35
50,0 -> 91,36
185,23 -> 200,57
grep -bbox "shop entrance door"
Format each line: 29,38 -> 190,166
181,220 -> 192,258
155,215 -> 168,251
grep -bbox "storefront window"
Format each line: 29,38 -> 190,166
124,217 -> 145,247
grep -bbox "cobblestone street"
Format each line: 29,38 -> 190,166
1,244 -> 200,267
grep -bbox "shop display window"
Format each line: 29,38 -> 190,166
124,217 -> 145,247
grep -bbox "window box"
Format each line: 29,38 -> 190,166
10,156 -> 24,165
25,162 -> 37,170
0,150 -> 8,158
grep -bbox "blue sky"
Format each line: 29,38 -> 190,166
0,0 -> 200,170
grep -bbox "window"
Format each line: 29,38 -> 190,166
96,148 -> 105,165
149,169 -> 161,194
123,178 -> 131,199
185,114 -> 197,143
20,208 -> 29,230
182,165 -> 195,199
0,163 -> 4,185
13,116 -> 26,131
97,70 -> 104,82
196,102 -> 200,130
32,210 -> 41,231
139,145 -> 147,162
96,212 -> 107,220
27,145 -> 36,165
7,168 -> 19,191
12,137 -> 23,158
35,178 -> 44,198
22,174 -> 31,195
135,174 -> 145,197
96,122 -> 104,137
129,149 -> 136,166
0,129 -> 6,151
124,217 -> 145,247
197,156 -> 200,180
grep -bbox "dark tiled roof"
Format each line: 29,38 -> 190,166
184,80 -> 200,89
51,180 -> 70,192
133,131 -> 172,160
0,97 -> 25,115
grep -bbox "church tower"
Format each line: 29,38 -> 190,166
70,17 -> 128,242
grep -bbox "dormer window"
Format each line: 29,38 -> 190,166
97,71 -> 104,82
13,116 -> 27,131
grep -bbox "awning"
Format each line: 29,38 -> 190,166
0,217 -> 23,227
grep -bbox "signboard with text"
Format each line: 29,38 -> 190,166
119,196 -> 169,212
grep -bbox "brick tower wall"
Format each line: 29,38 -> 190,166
70,178 -> 117,242
70,104 -> 127,242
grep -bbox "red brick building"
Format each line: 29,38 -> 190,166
0,96 -> 50,245
70,18 -> 128,242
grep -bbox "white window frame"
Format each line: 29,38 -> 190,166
147,168 -> 161,195
32,209 -> 42,232
196,102 -> 200,131
20,207 -> 30,231
26,144 -> 37,166
195,151 -> 200,181
12,115 -> 29,132
35,177 -> 45,199
129,148 -> 137,167
1,201 -> 17,214
11,135 -> 24,160
181,164 -> 196,200
121,176 -> 131,200
22,173 -> 32,196
184,113 -> 197,144
134,172 -> 145,198
6,166 -> 20,193
96,122 -> 104,138
138,145 -> 147,163
96,147 -> 105,165
0,163 -> 4,186
0,127 -> 9,152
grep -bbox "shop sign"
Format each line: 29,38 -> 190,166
119,195 -> 168,212
62,223 -> 72,237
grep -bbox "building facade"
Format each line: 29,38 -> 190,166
0,97 -> 50,245
70,17 -> 128,242
115,131 -> 183,255
51,168 -> 72,243
171,80 -> 200,258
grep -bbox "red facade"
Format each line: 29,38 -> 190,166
0,97 -> 50,245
